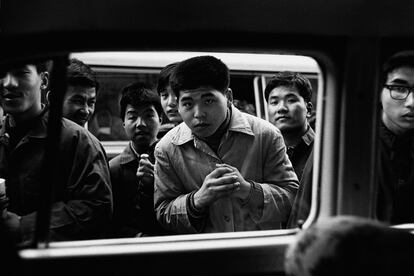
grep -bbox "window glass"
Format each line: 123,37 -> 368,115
71,52 -> 320,153
0,52 -> 322,247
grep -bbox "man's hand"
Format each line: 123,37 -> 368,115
193,166 -> 240,210
136,154 -> 154,188
215,163 -> 251,201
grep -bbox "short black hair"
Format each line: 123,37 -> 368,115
264,71 -> 312,103
157,62 -> 178,94
285,216 -> 414,276
170,55 -> 230,98
34,60 -> 53,73
66,58 -> 99,92
119,82 -> 162,120
382,51 -> 414,85
0,59 -> 52,77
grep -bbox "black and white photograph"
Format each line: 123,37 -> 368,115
0,0 -> 414,275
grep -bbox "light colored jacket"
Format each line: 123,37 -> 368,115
154,106 -> 298,234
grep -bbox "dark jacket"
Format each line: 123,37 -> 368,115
0,111 -> 113,243
109,142 -> 169,237
377,123 -> 414,224
286,126 -> 315,228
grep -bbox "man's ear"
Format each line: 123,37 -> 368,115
40,72 -> 49,90
306,102 -> 313,117
226,88 -> 233,104
45,90 -> 51,104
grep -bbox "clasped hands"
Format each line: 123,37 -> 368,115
193,163 -> 251,210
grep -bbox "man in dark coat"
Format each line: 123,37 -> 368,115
109,82 -> 168,237
264,71 -> 315,228
377,52 -> 414,224
0,61 -> 112,245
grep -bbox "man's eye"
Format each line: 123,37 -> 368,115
160,93 -> 168,99
205,99 -> 215,104
182,102 -> 192,108
71,99 -> 84,105
15,70 -> 30,76
270,100 -> 278,106
393,86 -> 409,93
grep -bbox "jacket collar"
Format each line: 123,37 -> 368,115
301,125 -> 315,146
26,108 -> 49,138
119,142 -> 137,164
172,105 -> 254,146
119,141 -> 157,165
6,106 -> 49,139
380,122 -> 414,149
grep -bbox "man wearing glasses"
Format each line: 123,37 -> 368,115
378,52 -> 414,224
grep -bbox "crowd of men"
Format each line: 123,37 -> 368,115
0,52 -> 413,245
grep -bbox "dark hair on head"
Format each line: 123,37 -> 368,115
264,71 -> 313,103
157,62 -> 178,94
382,51 -> 414,85
170,55 -> 230,98
66,58 -> 99,92
285,216 -> 414,276
34,60 -> 53,73
119,81 -> 162,120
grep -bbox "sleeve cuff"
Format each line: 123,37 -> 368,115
240,180 -> 263,206
187,191 -> 208,219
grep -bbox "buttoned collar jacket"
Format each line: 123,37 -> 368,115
109,141 -> 169,237
286,125 -> 315,181
286,125 -> 315,228
154,105 -> 299,234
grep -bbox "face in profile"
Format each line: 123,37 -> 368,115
159,85 -> 182,125
178,87 -> 228,138
123,104 -> 161,149
62,85 -> 97,127
0,64 -> 45,120
267,85 -> 309,133
381,66 -> 414,135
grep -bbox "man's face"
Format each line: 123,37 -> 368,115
267,86 -> 309,133
123,104 -> 161,148
381,66 -> 414,135
0,64 -> 44,121
62,85 -> 96,127
159,85 -> 182,124
178,87 -> 228,138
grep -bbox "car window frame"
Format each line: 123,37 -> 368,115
1,49 -> 323,243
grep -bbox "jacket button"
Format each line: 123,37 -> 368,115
224,215 -> 230,222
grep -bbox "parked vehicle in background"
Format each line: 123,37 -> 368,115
71,51 -> 321,158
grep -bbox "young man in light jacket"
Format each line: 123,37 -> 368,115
154,55 -> 298,234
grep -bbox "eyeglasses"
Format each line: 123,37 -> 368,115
384,84 -> 414,100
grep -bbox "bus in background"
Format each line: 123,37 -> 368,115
71,51 -> 321,159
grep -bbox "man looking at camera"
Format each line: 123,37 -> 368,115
109,82 -> 168,237
264,71 -> 315,228
154,56 -> 298,234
